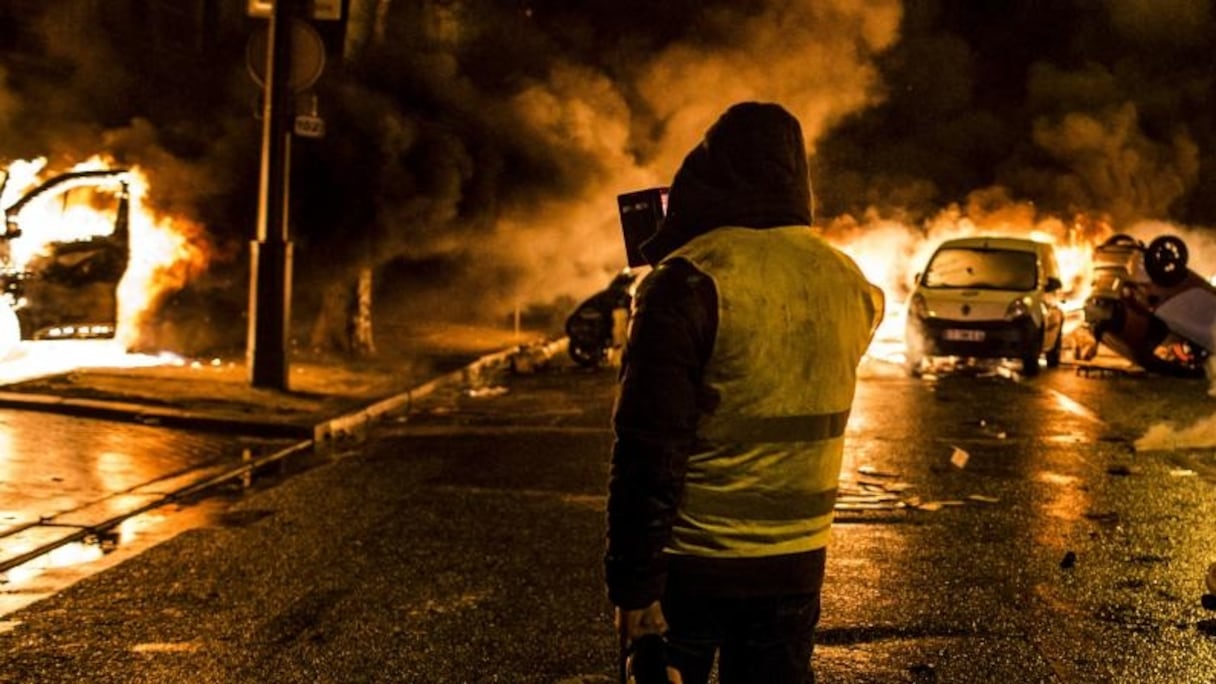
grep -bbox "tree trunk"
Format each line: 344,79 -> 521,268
308,267 -> 375,357
350,266 -> 375,356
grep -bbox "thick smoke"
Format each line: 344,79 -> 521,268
6,0 -> 1216,353
319,0 -> 902,325
819,0 -> 1216,232
475,0 -> 902,310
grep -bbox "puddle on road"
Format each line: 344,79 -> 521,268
0,498 -> 227,618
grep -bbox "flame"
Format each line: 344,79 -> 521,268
1,155 -> 210,349
821,209 -> 1118,368
116,168 -> 210,348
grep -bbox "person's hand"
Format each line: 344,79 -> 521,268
615,600 -> 668,642
615,602 -> 682,683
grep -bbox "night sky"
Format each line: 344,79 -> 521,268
2,0 -> 1215,338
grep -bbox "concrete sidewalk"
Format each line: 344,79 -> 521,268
0,344 -> 547,440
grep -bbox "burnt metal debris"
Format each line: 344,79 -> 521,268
0,168 -> 131,342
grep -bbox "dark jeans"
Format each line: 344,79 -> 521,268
661,590 -> 822,684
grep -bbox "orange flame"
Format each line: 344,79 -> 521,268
821,209 -> 1115,366
117,168 -> 210,347
1,155 -> 210,349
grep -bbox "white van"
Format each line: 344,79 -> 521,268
904,236 -> 1065,376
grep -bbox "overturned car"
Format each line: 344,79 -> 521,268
1081,233 -> 1216,376
0,168 -> 130,347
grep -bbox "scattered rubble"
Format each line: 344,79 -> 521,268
839,463 -> 1003,514
467,385 -> 509,398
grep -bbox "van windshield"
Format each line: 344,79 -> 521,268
922,248 -> 1038,290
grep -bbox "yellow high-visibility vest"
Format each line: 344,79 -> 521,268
662,226 -> 883,557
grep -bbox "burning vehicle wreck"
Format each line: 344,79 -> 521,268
1080,233 -> 1216,376
0,168 -> 131,347
565,268 -> 637,368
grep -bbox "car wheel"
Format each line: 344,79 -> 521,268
1145,235 -> 1189,287
1022,354 -> 1041,376
567,342 -> 605,368
1022,329 -> 1043,376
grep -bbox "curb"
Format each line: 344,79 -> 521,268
312,336 -> 568,446
0,391 -> 314,438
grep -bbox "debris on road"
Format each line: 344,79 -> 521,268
950,446 -> 970,468
857,464 -> 899,478
1075,363 -> 1143,378
1084,510 -> 1120,524
966,494 -> 1000,504
907,499 -> 965,512
508,339 -> 565,375
1061,551 -> 1077,569
1106,464 -> 1137,476
836,469 -> 920,512
467,385 -> 509,398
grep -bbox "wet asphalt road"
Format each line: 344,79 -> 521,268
0,408 -> 295,618
0,358 -> 1213,682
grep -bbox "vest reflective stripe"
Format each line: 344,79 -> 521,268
704,410 -> 850,443
661,225 -> 879,559
671,511 -> 834,555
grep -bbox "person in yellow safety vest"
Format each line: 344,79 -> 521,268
606,102 -> 883,684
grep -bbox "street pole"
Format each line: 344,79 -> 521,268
248,0 -> 296,390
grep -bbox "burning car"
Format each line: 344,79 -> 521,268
904,236 -> 1066,377
1081,233 -> 1216,376
0,168 -> 131,349
565,269 -> 637,368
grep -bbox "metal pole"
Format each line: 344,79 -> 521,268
248,0 -> 296,389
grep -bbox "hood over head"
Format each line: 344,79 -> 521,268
640,101 -> 813,264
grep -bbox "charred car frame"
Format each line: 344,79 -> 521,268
0,168 -> 131,343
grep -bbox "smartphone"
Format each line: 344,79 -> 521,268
617,187 -> 668,267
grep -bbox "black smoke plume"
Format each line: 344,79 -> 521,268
3,0 -> 1215,354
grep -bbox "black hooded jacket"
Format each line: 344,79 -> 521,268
605,103 -> 826,609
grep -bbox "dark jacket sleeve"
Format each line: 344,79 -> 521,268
605,258 -> 717,609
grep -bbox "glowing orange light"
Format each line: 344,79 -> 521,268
1,155 -> 210,350
823,210 -> 1112,365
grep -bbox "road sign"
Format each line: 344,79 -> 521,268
248,0 -> 343,20
294,115 -> 325,138
246,19 -> 327,93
